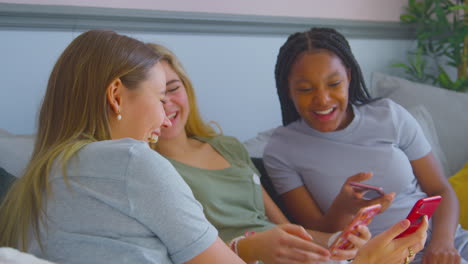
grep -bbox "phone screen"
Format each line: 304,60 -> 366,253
349,182 -> 385,200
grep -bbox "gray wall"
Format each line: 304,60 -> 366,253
0,4 -> 414,141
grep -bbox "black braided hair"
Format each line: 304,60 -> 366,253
274,27 -> 373,126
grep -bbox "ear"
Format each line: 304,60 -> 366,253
347,68 -> 352,82
106,78 -> 123,114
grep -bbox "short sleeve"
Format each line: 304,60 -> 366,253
263,130 -> 304,195
392,102 -> 431,161
125,144 -> 217,264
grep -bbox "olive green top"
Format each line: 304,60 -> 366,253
166,136 -> 274,241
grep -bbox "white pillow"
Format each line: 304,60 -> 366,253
371,72 -> 468,175
407,105 -> 449,177
0,247 -> 55,264
0,131 -> 35,177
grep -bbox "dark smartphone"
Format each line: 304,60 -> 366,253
395,195 -> 442,239
329,204 -> 382,253
349,181 -> 385,200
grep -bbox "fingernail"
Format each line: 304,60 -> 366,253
400,219 -> 408,227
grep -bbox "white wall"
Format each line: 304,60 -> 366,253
0,29 -> 413,140
0,0 -> 408,21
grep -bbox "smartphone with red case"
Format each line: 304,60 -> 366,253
349,181 -> 385,200
395,195 -> 442,239
329,204 -> 382,253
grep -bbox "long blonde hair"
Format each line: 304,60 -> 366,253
146,43 -> 221,138
0,30 -> 161,251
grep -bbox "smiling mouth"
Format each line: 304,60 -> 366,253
167,112 -> 178,122
314,108 -> 335,115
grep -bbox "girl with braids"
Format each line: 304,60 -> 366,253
0,30 -> 246,264
264,27 -> 468,264
149,42 -> 428,264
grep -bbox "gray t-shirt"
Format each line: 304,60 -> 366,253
264,99 -> 431,235
29,138 -> 217,264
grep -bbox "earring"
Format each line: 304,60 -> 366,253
117,109 -> 122,121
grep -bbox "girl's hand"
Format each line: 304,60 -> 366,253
329,172 -> 395,217
352,216 -> 428,264
330,225 -> 372,261
240,224 -> 331,264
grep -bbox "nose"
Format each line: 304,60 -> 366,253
162,115 -> 172,128
312,88 -> 330,106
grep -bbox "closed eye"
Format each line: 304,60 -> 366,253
330,81 -> 341,87
297,87 -> 312,92
167,86 -> 180,93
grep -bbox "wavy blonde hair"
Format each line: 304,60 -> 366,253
0,30 -> 161,251
146,43 -> 221,138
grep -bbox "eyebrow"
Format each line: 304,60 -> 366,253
166,79 -> 181,86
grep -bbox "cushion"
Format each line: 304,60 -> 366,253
243,127 -> 277,158
0,131 -> 35,177
371,72 -> 468,176
0,167 -> 16,203
448,162 -> 468,230
0,247 -> 55,264
407,105 -> 450,178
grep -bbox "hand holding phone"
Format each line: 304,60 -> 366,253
395,195 -> 442,239
349,181 -> 385,200
329,204 -> 382,253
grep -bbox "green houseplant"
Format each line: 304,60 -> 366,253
394,0 -> 468,91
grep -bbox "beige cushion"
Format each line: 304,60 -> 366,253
371,72 -> 468,176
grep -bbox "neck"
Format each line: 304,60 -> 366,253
154,130 -> 195,159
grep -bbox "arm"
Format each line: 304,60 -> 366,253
280,185 -> 352,232
185,237 -> 245,264
262,187 -> 289,225
411,152 -> 462,263
236,224 -> 331,264
281,172 -> 394,233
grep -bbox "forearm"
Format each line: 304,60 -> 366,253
429,188 -> 460,241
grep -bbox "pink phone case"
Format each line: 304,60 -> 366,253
349,182 -> 385,200
329,204 -> 382,253
395,195 -> 442,239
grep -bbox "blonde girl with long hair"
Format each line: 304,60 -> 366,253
0,30 -> 245,264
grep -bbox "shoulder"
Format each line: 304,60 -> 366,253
78,138 -> 172,177
264,121 -> 302,151
358,98 -> 412,124
82,138 -> 163,162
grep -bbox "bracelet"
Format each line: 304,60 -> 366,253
229,231 -> 256,255
229,235 -> 245,255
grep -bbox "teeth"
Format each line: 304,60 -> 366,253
148,134 -> 159,143
315,108 -> 334,115
167,113 -> 176,119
